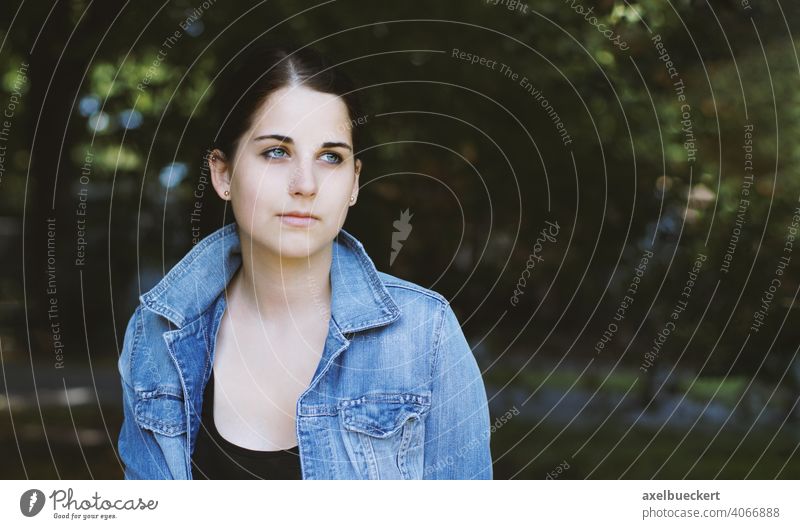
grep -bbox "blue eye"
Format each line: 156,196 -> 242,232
321,152 -> 342,164
262,147 -> 288,159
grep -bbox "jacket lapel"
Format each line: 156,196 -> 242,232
137,222 -> 403,476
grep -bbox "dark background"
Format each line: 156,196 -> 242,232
1,0 -> 799,479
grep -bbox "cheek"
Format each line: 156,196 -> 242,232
241,158 -> 292,188
318,169 -> 355,198
231,166 -> 285,217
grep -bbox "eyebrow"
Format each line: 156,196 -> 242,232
253,134 -> 352,151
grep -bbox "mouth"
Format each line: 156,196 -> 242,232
278,211 -> 320,228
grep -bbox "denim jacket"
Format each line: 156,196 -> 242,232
117,222 -> 492,479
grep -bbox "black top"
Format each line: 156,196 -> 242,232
191,370 -> 302,479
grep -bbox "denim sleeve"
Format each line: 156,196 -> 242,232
117,307 -> 173,480
422,301 -> 493,479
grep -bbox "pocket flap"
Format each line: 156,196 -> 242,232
134,391 -> 187,437
340,393 -> 431,438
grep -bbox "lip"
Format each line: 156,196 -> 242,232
280,210 -> 319,219
278,211 -> 319,228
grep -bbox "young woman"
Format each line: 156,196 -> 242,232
117,44 -> 492,479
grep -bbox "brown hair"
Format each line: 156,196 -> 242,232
209,43 -> 364,162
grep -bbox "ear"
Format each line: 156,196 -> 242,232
208,149 -> 232,201
350,158 -> 362,204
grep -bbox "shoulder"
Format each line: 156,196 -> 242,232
376,270 -> 448,306
375,270 -> 455,342
375,272 -> 476,383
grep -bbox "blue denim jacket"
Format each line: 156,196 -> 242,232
117,222 -> 492,479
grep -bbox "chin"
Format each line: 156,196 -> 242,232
271,229 -> 330,258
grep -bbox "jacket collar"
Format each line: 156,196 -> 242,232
139,222 -> 401,333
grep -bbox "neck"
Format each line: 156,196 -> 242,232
232,233 -> 333,324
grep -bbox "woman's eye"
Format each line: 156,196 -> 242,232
262,147 -> 288,159
321,152 -> 342,164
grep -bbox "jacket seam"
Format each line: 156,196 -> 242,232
195,285 -> 214,386
428,299 -> 449,381
382,282 -> 447,304
122,305 -> 144,388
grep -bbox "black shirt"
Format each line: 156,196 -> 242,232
191,370 -> 302,479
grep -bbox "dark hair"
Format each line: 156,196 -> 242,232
209,43 -> 364,162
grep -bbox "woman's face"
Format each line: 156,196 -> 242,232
210,85 -> 361,259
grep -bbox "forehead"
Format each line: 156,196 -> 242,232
248,85 -> 351,139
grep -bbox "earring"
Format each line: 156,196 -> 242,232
224,190 -> 230,197
350,195 -> 355,204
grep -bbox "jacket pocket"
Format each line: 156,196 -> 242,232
339,392 -> 431,479
134,389 -> 187,437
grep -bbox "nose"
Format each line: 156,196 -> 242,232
287,159 -> 318,197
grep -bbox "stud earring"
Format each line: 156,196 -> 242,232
350,195 -> 355,204
224,190 -> 230,197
